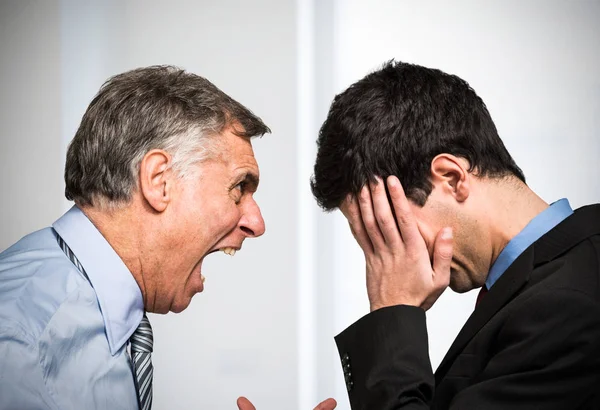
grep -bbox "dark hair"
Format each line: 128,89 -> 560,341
65,65 -> 270,207
311,60 -> 525,210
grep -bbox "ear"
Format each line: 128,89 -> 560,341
430,154 -> 470,203
139,149 -> 173,212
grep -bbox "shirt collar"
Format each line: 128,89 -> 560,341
485,198 -> 574,289
53,205 -> 144,355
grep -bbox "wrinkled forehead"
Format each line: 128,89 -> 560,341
217,130 -> 257,161
207,129 -> 260,182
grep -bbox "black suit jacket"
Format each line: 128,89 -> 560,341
336,205 -> 600,409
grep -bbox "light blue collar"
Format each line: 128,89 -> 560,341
485,198 -> 573,289
53,205 -> 144,355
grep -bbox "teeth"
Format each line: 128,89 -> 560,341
201,274 -> 205,283
222,247 -> 236,256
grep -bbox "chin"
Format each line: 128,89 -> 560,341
449,283 -> 472,293
170,297 -> 193,313
449,272 -> 473,293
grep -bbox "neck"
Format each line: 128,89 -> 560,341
79,201 -> 153,309
483,178 -> 549,269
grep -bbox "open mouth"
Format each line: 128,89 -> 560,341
206,246 -> 240,257
201,246 -> 241,285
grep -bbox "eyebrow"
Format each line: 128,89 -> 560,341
241,172 -> 260,191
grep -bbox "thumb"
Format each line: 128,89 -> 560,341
314,398 -> 337,410
432,227 -> 453,286
237,397 -> 256,410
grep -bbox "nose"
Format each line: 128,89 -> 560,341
239,198 -> 266,238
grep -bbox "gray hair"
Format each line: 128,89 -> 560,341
64,65 -> 270,207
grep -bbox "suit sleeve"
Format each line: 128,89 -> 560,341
335,289 -> 600,410
335,305 -> 434,410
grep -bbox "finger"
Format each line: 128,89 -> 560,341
432,227 -> 453,288
237,397 -> 256,410
387,176 -> 421,246
340,194 -> 374,253
369,176 -> 402,246
420,227 -> 453,310
314,398 -> 337,410
357,184 -> 386,249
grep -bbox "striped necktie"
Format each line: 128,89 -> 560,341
131,315 -> 154,410
56,233 -> 89,280
55,233 -> 153,410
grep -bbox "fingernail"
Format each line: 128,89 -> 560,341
387,176 -> 398,187
441,227 -> 453,239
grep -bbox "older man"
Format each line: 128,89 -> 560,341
311,60 -> 600,409
0,66 -> 335,410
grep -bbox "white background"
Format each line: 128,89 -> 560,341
1,1 -> 599,409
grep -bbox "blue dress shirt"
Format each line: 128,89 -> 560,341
485,199 -> 574,289
0,206 -> 144,409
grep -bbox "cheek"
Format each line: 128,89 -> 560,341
208,203 -> 242,233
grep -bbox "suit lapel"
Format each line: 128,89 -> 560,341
434,247 -> 533,383
434,204 -> 600,384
